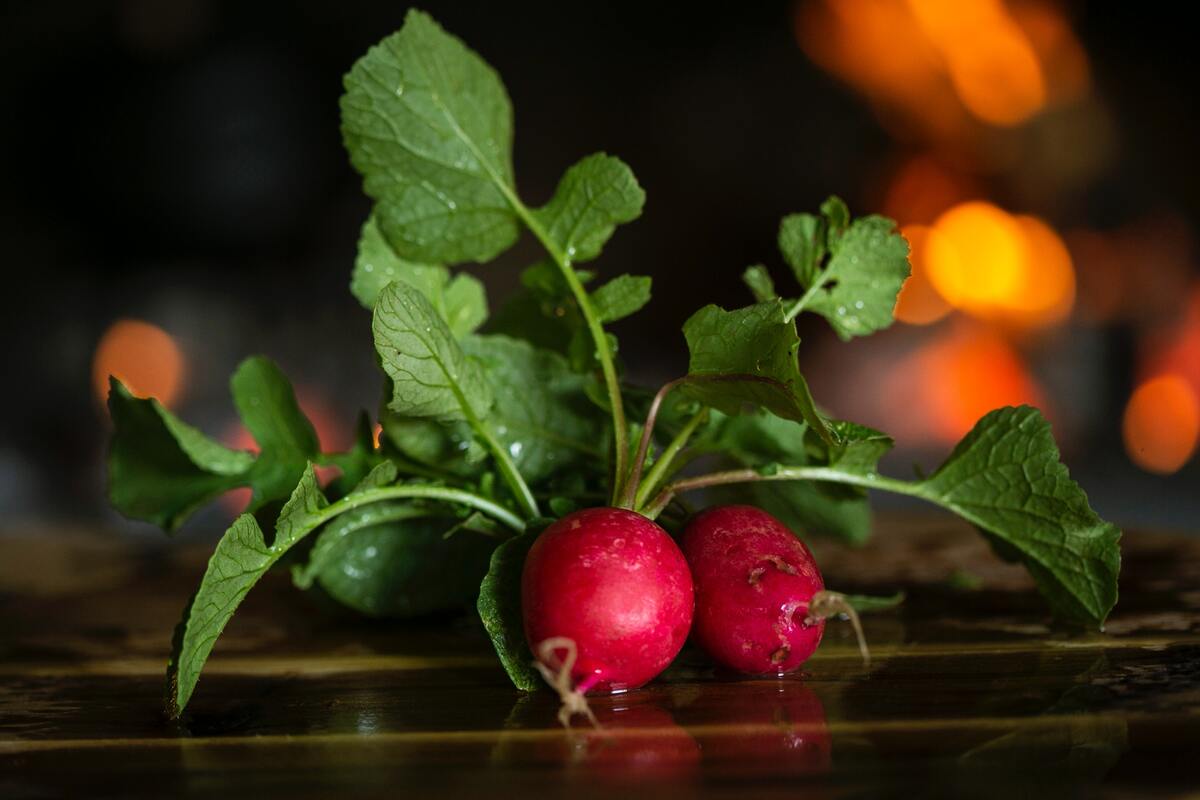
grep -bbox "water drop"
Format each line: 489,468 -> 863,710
855,300 -> 864,310
509,442 -> 524,458
395,84 -> 404,97
837,306 -> 846,316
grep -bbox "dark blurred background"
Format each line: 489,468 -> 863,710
2,0 -> 1197,536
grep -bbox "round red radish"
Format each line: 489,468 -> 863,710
682,505 -> 825,674
522,507 -> 694,693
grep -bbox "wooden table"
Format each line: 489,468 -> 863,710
2,515 -> 1198,798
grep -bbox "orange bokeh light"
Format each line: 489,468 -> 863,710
924,201 -> 1074,327
907,0 -> 1046,127
796,0 -> 1087,137
895,225 -> 953,325
1008,214 -> 1075,327
879,320 -> 1047,445
918,322 -> 1047,442
1122,375 -> 1200,475
926,201 -> 1027,314
93,319 -> 185,408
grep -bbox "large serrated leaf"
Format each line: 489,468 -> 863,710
167,466 -> 329,717
373,282 -> 493,423
915,406 -> 1121,628
341,9 -> 519,264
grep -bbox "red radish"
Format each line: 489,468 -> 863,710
522,507 -> 694,710
681,505 -> 865,674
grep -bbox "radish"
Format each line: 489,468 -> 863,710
522,507 -> 694,721
681,505 -> 866,674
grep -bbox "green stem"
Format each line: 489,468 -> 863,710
783,273 -> 833,323
504,201 -> 629,505
634,409 -> 708,511
320,484 -> 526,533
433,106 -> 628,505
474,425 -> 540,520
642,465 -> 921,520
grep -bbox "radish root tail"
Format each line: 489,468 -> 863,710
806,590 -> 871,667
533,637 -> 600,729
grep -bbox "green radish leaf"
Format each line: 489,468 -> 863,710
702,411 -> 873,543
374,282 -> 493,423
231,357 -> 321,513
742,265 -> 777,302
106,378 -> 252,532
463,335 -> 606,483
590,274 -> 652,323
351,216 -> 488,337
167,465 -> 329,717
794,215 -> 910,340
681,300 -> 833,442
912,406 -> 1121,629
778,213 -> 826,287
341,9 -> 519,265
826,420 -> 894,473
532,152 -> 645,263
379,409 -> 486,476
477,530 -> 542,691
819,196 -> 851,245
351,214 -> 444,308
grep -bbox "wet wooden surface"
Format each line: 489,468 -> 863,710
2,515 -> 1198,799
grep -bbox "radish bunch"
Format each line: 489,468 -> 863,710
522,504 -> 864,722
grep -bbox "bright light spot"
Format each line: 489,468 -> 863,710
926,202 -> 1027,315
925,203 -> 1074,327
895,225 -> 953,325
93,319 -> 185,408
908,0 -> 1046,127
795,0 -> 1087,136
1009,215 -> 1075,326
1123,375 -> 1200,475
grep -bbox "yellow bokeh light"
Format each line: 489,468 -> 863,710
93,319 -> 185,408
1123,375 -> 1200,475
1010,215 -> 1075,326
926,201 -> 1027,315
924,202 -> 1075,327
